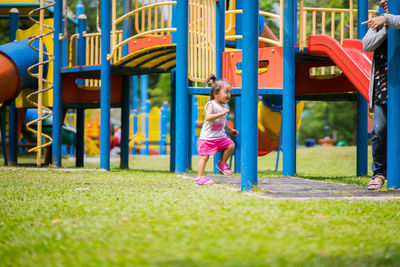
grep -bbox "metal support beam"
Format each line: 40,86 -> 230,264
282,0 -> 296,176
52,0 -> 63,167
121,77 -> 130,168
240,0 -> 258,191
175,0 -> 189,173
100,0 -> 111,170
387,0 -> 400,188
75,14 -> 87,168
8,8 -> 19,166
356,0 -> 368,177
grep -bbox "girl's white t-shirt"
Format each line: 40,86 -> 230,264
199,100 -> 229,140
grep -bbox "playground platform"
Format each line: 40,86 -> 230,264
183,175 -> 400,199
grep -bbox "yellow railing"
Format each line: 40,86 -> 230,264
68,33 -> 79,67
225,0 -> 283,46
299,0 -> 377,75
299,0 -> 378,50
134,0 -> 174,35
108,0 -> 177,61
188,0 -> 216,83
225,9 -> 282,46
68,31 -> 123,88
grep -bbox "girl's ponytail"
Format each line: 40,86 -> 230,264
204,73 -> 217,100
203,73 -> 217,87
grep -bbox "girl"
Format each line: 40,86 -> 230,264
195,74 -> 238,186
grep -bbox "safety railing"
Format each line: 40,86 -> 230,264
299,0 -> 378,50
225,0 -> 283,47
68,31 -> 123,88
108,0 -> 177,61
188,0 -> 217,83
134,0 -> 174,35
299,0 -> 378,75
225,9 -> 282,46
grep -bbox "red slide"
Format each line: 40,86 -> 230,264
307,35 -> 373,102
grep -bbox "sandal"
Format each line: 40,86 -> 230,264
367,176 -> 385,190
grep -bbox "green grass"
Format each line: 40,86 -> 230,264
1,146 -> 400,266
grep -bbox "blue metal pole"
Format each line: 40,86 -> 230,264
75,14 -> 87,167
122,0 -> 132,56
140,75 -> 149,113
132,76 -> 139,111
234,0 -> 242,173
8,8 -> 19,166
74,3 -> 85,164
236,0 -> 243,49
131,76 -> 138,155
76,1 -> 85,16
72,1 -> 85,68
52,0 -> 63,167
100,0 -> 111,170
120,0 -> 131,168
170,70 -> 176,172
121,77 -> 130,168
356,0 -> 368,177
387,1 -> 400,188
175,0 -> 188,173
282,0 -> 296,176
68,109 -> 73,156
216,0 -> 225,77
188,94 -> 193,169
141,100 -> 150,155
241,0 -> 258,191
131,109 -> 138,154
0,107 -> 7,166
234,98 -> 241,173
139,75 -> 149,154
213,0 -> 226,174
275,111 -> 283,172
9,9 -> 18,42
160,102 -> 168,155
192,99 -> 198,156
76,109 -> 84,167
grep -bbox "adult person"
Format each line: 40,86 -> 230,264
362,0 -> 400,189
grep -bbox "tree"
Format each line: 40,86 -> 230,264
298,101 -> 357,146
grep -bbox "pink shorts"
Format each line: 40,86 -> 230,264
198,137 -> 234,156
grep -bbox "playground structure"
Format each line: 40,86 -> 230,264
1,0 -> 400,189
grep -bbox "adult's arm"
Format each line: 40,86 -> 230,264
383,14 -> 400,29
362,26 -> 387,52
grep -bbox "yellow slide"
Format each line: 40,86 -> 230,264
258,100 -> 304,156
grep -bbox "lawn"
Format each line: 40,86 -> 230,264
1,146 -> 399,266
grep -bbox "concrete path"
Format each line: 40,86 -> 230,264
183,174 -> 400,199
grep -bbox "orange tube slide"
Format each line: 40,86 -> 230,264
0,53 -> 21,104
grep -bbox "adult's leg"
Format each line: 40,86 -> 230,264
371,104 -> 387,178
